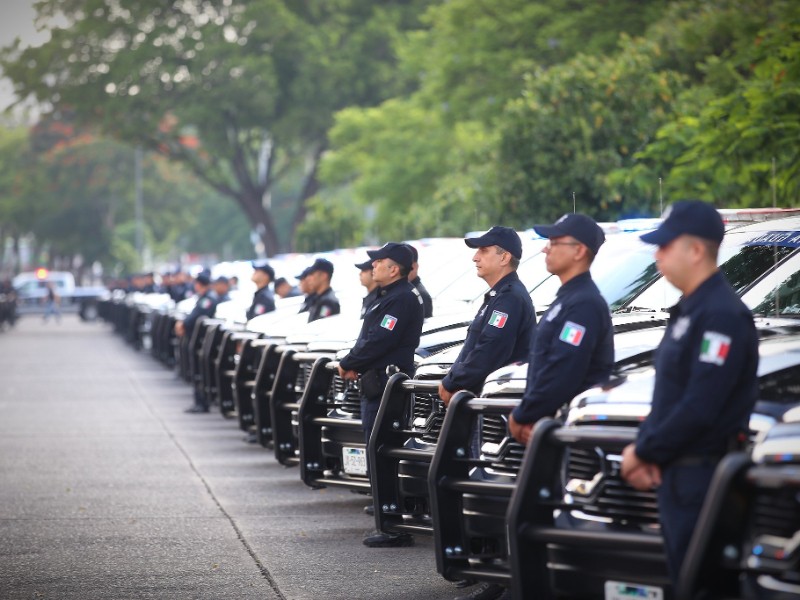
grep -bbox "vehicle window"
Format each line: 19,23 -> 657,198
759,366 -> 800,403
749,267 -> 800,316
720,245 -> 795,293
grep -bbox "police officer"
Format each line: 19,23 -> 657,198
337,242 -> 424,548
621,200 -> 759,585
274,277 -> 301,299
297,268 -> 315,313
355,258 -> 379,318
304,258 -> 340,322
508,213 -> 613,445
247,260 -> 276,320
175,271 -> 219,413
212,275 -> 231,305
439,226 -> 535,405
405,244 -> 433,318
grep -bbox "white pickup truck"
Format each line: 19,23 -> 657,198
12,269 -> 107,320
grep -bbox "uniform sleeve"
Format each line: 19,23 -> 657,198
339,295 -> 415,372
635,311 -> 755,465
512,299 -> 607,424
442,293 -> 532,393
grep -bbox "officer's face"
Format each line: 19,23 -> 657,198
372,258 -> 398,285
655,235 -> 695,290
472,245 -> 506,282
252,270 -> 268,288
358,268 -> 374,289
543,236 -> 581,275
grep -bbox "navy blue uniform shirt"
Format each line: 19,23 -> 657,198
247,286 -> 275,320
411,276 -> 433,319
442,272 -> 535,395
307,287 -> 340,322
299,293 -> 316,313
513,271 -> 613,424
183,290 -> 218,336
360,287 -> 379,319
339,279 -> 424,378
636,271 -> 759,465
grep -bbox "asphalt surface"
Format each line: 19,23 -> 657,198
0,314 -> 463,600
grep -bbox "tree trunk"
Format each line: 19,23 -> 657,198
235,189 -> 281,257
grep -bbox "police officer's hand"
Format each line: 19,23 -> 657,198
337,365 -> 359,381
508,413 -> 533,445
621,443 -> 661,490
174,321 -> 185,337
438,382 -> 453,406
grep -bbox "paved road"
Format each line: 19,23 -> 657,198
0,315 -> 462,600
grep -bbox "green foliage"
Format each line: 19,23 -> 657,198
497,36 -> 688,223
294,187 -> 365,252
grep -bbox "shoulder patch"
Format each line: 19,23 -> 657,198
200,298 -> 212,309
546,303 -> 562,322
559,321 -> 585,346
255,304 -> 266,315
488,310 -> 508,328
320,306 -> 333,318
381,315 -> 397,330
699,331 -> 731,366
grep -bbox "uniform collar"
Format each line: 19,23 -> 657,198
484,271 -> 519,302
676,270 -> 725,315
378,278 -> 407,296
556,270 -> 592,297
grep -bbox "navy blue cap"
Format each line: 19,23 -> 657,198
213,275 -> 229,285
464,226 -> 523,259
307,257 -> 334,276
640,201 -> 724,246
251,260 -> 275,280
534,214 -> 605,255
367,242 -> 414,271
195,270 -> 211,285
354,259 -> 373,271
296,266 -> 311,280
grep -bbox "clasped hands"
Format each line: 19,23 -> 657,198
621,443 -> 661,491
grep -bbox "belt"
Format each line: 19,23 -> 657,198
670,453 -> 725,468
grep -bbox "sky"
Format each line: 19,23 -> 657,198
0,0 -> 52,117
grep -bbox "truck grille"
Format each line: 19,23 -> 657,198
411,392 -> 446,444
481,414 -> 525,476
565,446 -> 660,526
294,360 -> 314,395
752,487 -> 800,539
328,374 -> 362,418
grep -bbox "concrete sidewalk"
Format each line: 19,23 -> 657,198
0,315 -> 462,600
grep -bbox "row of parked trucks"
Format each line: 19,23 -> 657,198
98,213 -> 800,600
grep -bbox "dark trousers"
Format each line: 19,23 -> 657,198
657,463 -> 716,584
360,395 -> 381,446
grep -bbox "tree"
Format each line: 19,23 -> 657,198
1,0 -> 435,255
611,1 -> 800,207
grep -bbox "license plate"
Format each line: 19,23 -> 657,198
342,447 -> 367,475
605,581 -> 663,600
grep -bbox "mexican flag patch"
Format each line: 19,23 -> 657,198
488,310 -> 508,328
559,321 -> 585,346
381,315 -> 397,330
699,331 -> 731,366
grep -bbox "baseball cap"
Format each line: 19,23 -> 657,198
354,259 -> 373,271
251,260 -> 275,280
640,201 -> 724,246
195,270 -> 211,285
464,226 -> 523,259
534,214 -> 606,255
213,275 -> 229,285
306,257 -> 334,276
367,242 -> 414,271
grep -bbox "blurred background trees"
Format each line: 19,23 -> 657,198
0,0 -> 797,271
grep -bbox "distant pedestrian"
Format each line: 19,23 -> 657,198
43,282 -> 61,323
